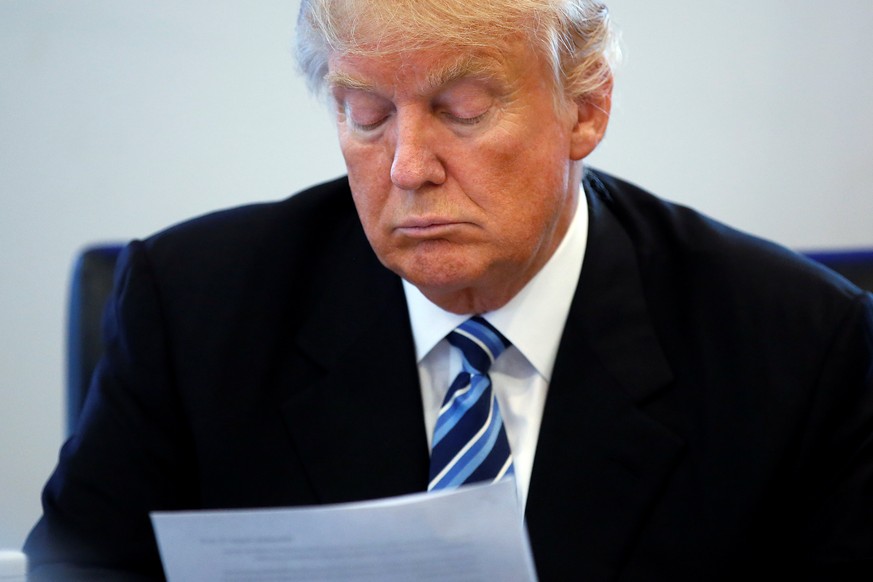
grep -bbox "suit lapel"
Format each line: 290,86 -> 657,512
279,210 -> 430,504
526,175 -> 685,580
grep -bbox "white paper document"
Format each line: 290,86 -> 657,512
151,479 -> 537,581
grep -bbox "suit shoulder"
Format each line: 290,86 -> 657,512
586,168 -> 782,262
146,175 -> 354,252
117,176 -> 364,297
107,174 -> 379,344
134,177 -> 359,265
585,169 -> 867,315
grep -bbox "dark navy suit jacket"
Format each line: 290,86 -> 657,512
25,170 -> 873,580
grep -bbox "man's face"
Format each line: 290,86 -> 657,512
328,39 -> 608,313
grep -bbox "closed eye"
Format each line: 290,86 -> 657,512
350,115 -> 390,132
446,111 -> 488,126
337,89 -> 393,133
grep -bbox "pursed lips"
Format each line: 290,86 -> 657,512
394,217 -> 470,238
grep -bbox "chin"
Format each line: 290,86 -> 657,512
395,256 -> 478,290
381,239 -> 501,291
400,266 -> 472,293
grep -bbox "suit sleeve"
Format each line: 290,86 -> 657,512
798,290 -> 873,578
24,240 -> 197,580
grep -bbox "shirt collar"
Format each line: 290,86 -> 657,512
403,186 -> 588,381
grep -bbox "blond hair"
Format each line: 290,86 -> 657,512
296,0 -> 619,102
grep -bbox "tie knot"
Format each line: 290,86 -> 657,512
447,316 -> 510,376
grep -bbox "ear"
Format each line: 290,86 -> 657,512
568,75 -> 613,161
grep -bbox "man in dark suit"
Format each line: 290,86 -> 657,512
25,0 -> 873,580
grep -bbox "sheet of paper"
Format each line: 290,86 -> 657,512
151,479 -> 537,581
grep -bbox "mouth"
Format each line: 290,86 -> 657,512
394,218 -> 468,238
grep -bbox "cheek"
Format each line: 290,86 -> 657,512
458,134 -> 567,205
349,187 -> 394,265
341,140 -> 392,210
348,180 -> 387,237
462,139 -> 570,245
343,150 -> 398,255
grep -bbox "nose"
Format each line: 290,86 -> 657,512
389,114 -> 446,191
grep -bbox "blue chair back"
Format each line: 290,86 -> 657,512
805,249 -> 873,292
67,244 -> 124,436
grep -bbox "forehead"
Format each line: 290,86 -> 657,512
326,44 -> 526,96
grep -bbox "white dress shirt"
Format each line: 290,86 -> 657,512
402,188 -> 589,510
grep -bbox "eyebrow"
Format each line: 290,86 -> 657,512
325,70 -> 376,92
325,54 -> 503,95
422,55 -> 501,92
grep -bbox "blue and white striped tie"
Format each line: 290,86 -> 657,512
428,316 -> 515,491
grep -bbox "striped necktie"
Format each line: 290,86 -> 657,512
428,316 -> 514,490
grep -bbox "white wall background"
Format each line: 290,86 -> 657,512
1,0 -> 871,550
